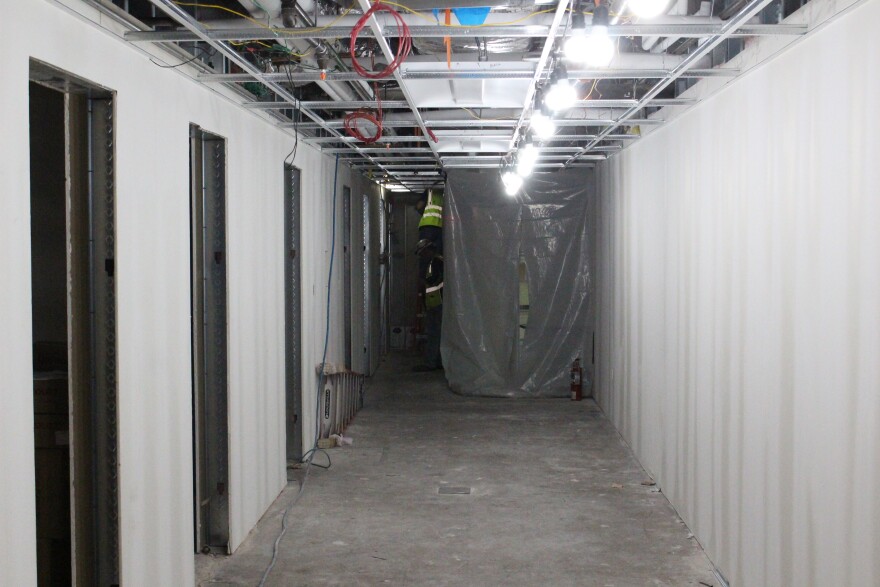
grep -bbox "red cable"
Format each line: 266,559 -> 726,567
344,83 -> 384,144
349,2 -> 412,79
347,5 -> 438,143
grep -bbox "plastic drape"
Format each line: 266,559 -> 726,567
441,169 -> 594,397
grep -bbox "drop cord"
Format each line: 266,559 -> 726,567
258,154 -> 340,587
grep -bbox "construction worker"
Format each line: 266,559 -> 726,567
417,188 -> 443,253
413,238 -> 443,372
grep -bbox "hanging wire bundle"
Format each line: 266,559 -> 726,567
344,83 -> 384,144
349,2 -> 412,79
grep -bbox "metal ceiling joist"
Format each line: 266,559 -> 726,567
340,156 -> 438,161
352,164 -> 441,169
442,155 -> 607,163
243,98 -> 697,110
443,162 -> 597,169
566,0 -> 779,165
285,118 -> 662,130
245,100 -> 413,110
139,0 -> 408,185
200,68 -> 737,83
310,132 -> 640,144
125,23 -> 806,42
323,147 -> 435,153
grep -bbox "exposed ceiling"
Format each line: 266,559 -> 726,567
105,0 -> 809,191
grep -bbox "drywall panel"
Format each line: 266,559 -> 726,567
0,25 -> 40,587
595,1 -> 880,584
0,0 -> 358,583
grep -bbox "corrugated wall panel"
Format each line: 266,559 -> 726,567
595,1 -> 880,584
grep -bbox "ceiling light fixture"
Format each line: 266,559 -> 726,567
628,0 -> 670,18
531,111 -> 556,139
516,142 -> 540,178
584,3 -> 615,67
502,171 -> 524,196
564,2 -> 589,62
531,98 -> 557,139
544,65 -> 578,112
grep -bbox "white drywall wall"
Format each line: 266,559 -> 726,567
595,1 -> 880,584
0,0 -> 374,583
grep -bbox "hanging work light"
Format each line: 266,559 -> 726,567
628,0 -> 670,18
544,65 -> 578,112
531,111 -> 556,139
530,98 -> 557,140
516,142 -> 540,178
502,171 -> 523,196
584,4 -> 615,67
564,2 -> 589,62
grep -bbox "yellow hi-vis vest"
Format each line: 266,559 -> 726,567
418,191 -> 444,229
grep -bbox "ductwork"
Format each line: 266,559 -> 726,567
214,0 -> 366,103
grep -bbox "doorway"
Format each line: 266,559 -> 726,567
190,125 -> 230,554
29,61 -> 120,587
284,164 -> 303,463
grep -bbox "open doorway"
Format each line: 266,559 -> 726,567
29,61 -> 120,586
190,125 -> 230,554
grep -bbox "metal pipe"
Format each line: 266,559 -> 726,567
283,0 -> 373,102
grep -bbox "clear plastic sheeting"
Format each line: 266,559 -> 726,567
442,169 -> 595,397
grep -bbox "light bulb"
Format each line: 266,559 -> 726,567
544,79 -> 577,112
516,143 -> 539,178
531,111 -> 556,139
583,25 -> 615,67
502,171 -> 523,196
564,29 -> 589,62
629,0 -> 669,18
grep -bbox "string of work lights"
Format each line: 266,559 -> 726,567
501,0 -> 670,196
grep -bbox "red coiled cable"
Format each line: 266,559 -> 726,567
349,2 -> 412,79
344,83 -> 384,144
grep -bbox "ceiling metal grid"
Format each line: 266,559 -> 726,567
104,0 -> 807,191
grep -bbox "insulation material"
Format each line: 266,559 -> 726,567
442,169 -> 594,397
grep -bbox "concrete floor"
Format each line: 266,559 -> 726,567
197,354 -> 716,587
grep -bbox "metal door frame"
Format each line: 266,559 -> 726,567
190,124 -> 230,554
342,186 -> 352,370
29,60 -> 121,587
362,192 -> 372,373
284,164 -> 303,463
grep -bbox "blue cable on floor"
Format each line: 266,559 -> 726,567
259,153 -> 340,587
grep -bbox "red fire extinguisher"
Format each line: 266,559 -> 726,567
570,358 -> 583,401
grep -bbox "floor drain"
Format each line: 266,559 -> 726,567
438,486 -> 471,495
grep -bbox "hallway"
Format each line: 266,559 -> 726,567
198,355 -> 715,586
